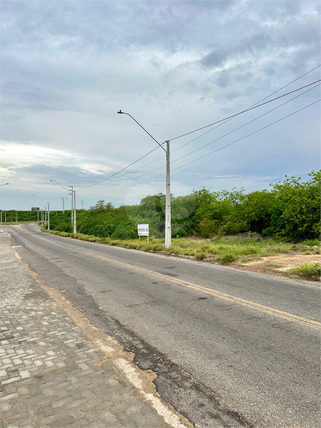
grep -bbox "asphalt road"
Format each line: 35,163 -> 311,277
5,224 -> 321,428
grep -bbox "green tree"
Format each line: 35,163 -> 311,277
264,171 -> 321,240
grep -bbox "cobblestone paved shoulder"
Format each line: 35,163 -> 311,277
0,232 -> 186,428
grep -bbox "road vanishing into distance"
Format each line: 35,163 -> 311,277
5,224 -> 321,428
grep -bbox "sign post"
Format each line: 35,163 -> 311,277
137,224 -> 149,242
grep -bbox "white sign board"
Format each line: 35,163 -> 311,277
137,224 -> 149,237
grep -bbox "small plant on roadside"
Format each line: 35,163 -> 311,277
240,257 -> 254,263
195,251 -> 208,260
286,263 -> 321,280
217,251 -> 239,265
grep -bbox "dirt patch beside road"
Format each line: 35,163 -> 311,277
231,252 -> 321,281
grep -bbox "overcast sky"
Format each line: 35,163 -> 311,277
1,0 -> 320,212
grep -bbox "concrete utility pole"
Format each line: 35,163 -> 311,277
50,180 -> 69,216
47,202 -> 50,231
33,195 -> 48,229
68,186 -> 76,233
117,110 -> 171,248
70,186 -> 74,227
73,190 -> 76,234
165,140 -> 171,249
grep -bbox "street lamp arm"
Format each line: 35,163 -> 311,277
33,195 -> 47,206
117,109 -> 171,248
50,179 -> 69,192
117,110 -> 166,152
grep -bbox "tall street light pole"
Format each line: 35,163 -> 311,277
117,110 -> 171,248
69,186 -> 76,234
33,195 -> 50,230
50,180 -> 75,233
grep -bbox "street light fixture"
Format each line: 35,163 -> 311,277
0,183 -> 9,186
117,110 -> 171,248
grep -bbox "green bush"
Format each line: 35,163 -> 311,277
218,251 -> 239,264
111,225 -> 137,240
36,169 -> 321,243
286,263 -> 321,280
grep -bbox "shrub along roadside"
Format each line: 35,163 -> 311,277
285,263 -> 321,281
46,170 -> 321,242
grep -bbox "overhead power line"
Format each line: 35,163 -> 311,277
170,83 -> 320,166
109,99 -> 320,194
169,79 -> 321,141
171,99 -> 321,173
99,81 -> 320,187
77,65 -> 321,195
102,71 -> 321,183
78,145 -> 160,192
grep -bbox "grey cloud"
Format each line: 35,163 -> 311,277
238,34 -> 271,55
214,63 -> 254,89
183,1 -> 236,12
200,49 -> 228,68
215,69 -> 230,88
200,33 -> 273,70
11,163 -> 105,188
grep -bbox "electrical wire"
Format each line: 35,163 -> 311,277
170,83 -> 320,166
99,81 -> 320,188
100,68 -> 321,183
77,145 -> 160,192
171,65 -> 321,153
108,99 -> 320,193
76,66 -> 320,195
171,99 -> 320,173
169,79 -> 321,141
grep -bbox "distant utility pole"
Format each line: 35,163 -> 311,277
62,197 -> 65,213
70,186 -> 73,227
69,186 -> 76,233
47,202 -> 50,231
73,190 -> 76,233
81,200 -> 83,209
16,211 -> 18,223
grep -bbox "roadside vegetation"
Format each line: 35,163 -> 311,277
46,229 -> 320,269
6,170 -> 321,280
1,210 -> 40,223
47,170 -> 320,241
285,263 -> 321,281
